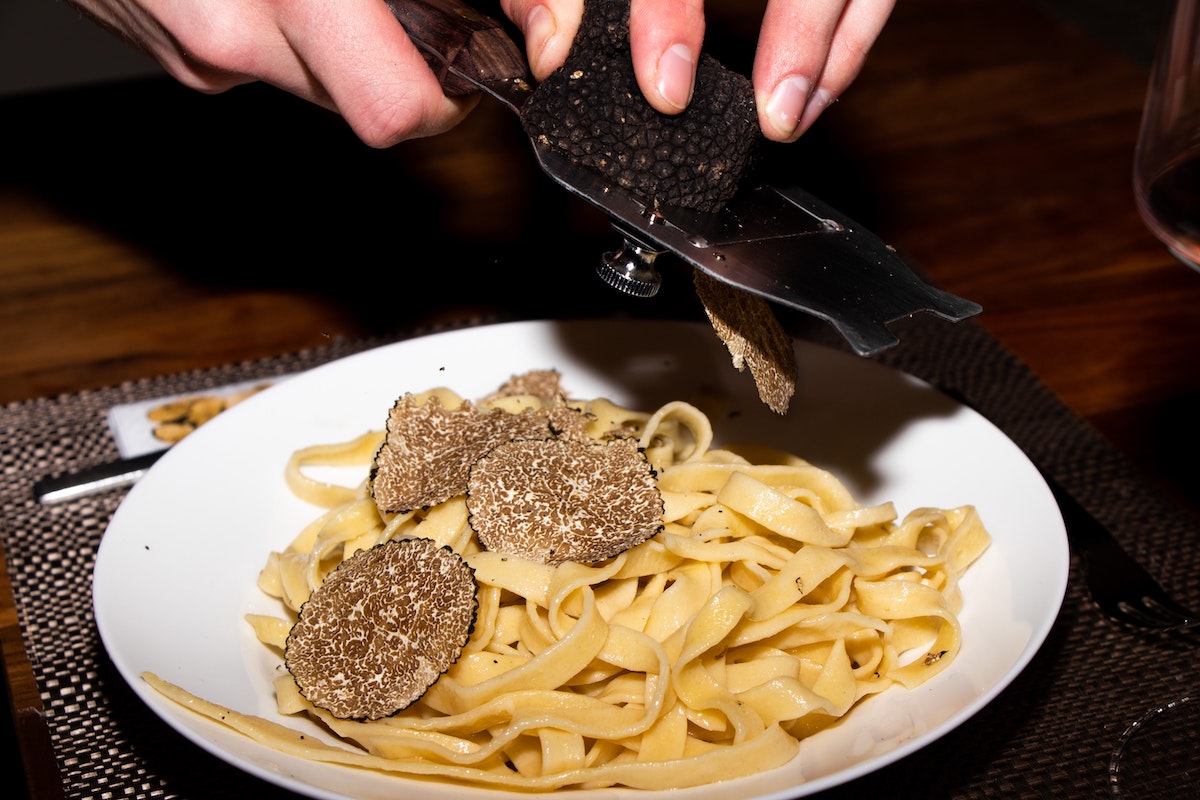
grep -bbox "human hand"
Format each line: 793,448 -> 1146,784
68,0 -> 479,147
502,0 -> 896,143
71,0 -> 891,147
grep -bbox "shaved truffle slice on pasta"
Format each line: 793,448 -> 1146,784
484,369 -> 568,404
284,537 -> 477,721
693,269 -> 798,414
370,393 -> 589,514
466,437 -> 663,565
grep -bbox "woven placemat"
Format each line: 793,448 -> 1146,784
1,313 -> 1197,799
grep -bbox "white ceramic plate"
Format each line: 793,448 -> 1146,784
94,319 -> 1068,800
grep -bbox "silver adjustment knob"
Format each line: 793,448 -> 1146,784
597,232 -> 665,297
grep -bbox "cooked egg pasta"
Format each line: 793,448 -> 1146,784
145,386 -> 991,791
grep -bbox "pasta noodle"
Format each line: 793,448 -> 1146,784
144,383 -> 991,791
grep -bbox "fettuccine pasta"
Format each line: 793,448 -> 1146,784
145,382 -> 991,791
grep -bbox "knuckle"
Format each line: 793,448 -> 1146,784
344,87 -> 427,147
169,10 -> 260,78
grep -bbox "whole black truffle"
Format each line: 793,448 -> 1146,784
520,0 -> 761,212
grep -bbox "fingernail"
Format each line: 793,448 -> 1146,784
798,88 -> 835,134
764,75 -> 811,139
656,43 -> 695,111
525,5 -> 557,74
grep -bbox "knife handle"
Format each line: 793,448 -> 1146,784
384,0 -> 530,96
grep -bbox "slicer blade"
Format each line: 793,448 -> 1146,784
385,0 -> 981,357
533,147 -> 981,357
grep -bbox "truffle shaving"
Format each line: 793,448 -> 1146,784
466,437 -> 663,566
693,269 -> 797,414
370,393 -> 590,514
484,369 -> 568,404
284,537 -> 477,720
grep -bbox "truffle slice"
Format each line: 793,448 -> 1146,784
370,393 -> 590,514
285,538 -> 477,720
693,269 -> 797,414
466,437 -> 663,565
484,369 -> 567,404
520,0 -> 761,212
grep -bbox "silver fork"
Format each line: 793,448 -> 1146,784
1044,473 -> 1200,632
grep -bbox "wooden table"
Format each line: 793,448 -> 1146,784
2,1 -> 1197,796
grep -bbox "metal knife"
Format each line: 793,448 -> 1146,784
385,0 -> 981,356
34,451 -> 164,504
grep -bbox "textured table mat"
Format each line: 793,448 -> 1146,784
2,313 -> 1198,799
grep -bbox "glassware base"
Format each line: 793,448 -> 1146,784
1136,152 -> 1200,273
1167,247 -> 1200,273
1109,694 -> 1199,798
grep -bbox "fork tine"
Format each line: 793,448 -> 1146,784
1044,474 -> 1200,632
1082,527 -> 1197,627
1081,534 -> 1193,629
1115,596 -> 1200,631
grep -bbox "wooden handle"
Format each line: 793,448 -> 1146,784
384,0 -> 530,96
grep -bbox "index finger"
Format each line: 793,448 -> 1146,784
283,0 -> 478,146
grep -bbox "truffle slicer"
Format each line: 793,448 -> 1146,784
386,0 -> 982,357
